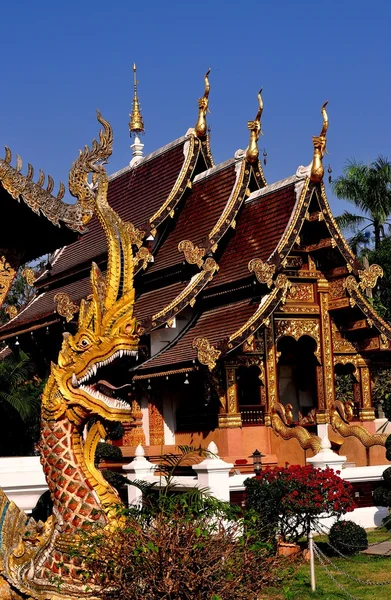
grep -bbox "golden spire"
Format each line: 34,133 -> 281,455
129,63 -> 145,135
194,68 -> 211,138
310,101 -> 328,182
245,89 -> 263,163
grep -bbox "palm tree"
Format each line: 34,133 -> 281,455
0,350 -> 43,455
332,156 -> 391,249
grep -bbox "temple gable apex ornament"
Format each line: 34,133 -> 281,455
245,88 -> 263,163
194,68 -> 211,138
310,100 -> 328,183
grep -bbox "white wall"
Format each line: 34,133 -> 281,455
0,457 -> 47,513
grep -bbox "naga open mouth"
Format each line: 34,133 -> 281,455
71,349 -> 137,411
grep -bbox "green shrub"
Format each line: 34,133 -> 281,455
329,520 -> 368,555
373,486 -> 391,507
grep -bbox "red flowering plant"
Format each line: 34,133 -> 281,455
244,464 -> 356,544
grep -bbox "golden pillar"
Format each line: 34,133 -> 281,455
356,358 -> 375,421
317,279 -> 335,422
122,400 -> 146,447
264,322 -> 278,427
218,366 -> 242,428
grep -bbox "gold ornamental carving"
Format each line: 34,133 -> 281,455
286,282 -> 314,302
331,320 -> 357,354
21,267 -> 36,286
148,397 -> 165,446
129,63 -> 145,134
329,278 -> 346,300
5,305 -> 18,319
275,318 -> 320,350
359,365 -> 372,410
194,68 -> 211,138
225,367 -> 239,414
192,337 -> 221,371
0,256 -> 17,311
178,240 -> 206,268
358,264 -> 383,290
135,246 -> 153,270
318,281 -> 335,412
310,101 -> 328,183
54,293 -> 79,322
265,323 -> 278,416
246,89 -> 263,163
248,258 -> 276,287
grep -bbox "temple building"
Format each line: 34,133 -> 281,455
0,69 -> 390,469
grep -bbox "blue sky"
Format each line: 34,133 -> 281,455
1,1 -> 390,218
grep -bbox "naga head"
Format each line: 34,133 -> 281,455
44,113 -> 141,424
310,101 -> 328,182
194,68 -> 211,138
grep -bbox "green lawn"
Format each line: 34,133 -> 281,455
266,529 -> 391,600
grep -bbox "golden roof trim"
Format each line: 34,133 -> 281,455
133,367 -> 194,380
0,151 -> 92,233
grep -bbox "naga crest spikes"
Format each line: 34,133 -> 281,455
245,88 -> 263,163
194,68 -> 211,138
310,100 -> 329,183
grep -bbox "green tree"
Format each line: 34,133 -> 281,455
332,156 -> 391,250
0,350 -> 44,455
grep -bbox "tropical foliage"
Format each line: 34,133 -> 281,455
0,349 -> 44,455
69,447 -> 293,600
333,156 -> 391,250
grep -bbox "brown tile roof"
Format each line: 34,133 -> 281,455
0,276 -> 92,338
147,161 -> 237,274
137,299 -> 256,370
134,282 -> 185,322
0,276 -> 185,339
41,138 -> 187,281
207,180 -> 297,289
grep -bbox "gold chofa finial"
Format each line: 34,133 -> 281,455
245,89 -> 263,163
194,68 -> 211,138
129,63 -> 145,135
310,101 -> 328,182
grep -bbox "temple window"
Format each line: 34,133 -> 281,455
277,335 -> 318,422
175,374 -> 219,432
334,362 -> 360,419
237,365 -> 264,425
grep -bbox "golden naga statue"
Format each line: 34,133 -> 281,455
194,68 -> 211,138
0,113 -> 141,600
310,101 -> 328,183
271,402 -> 322,453
331,400 -> 387,447
245,89 -> 263,163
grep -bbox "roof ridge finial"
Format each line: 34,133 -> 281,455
129,63 -> 145,136
310,100 -> 328,182
245,88 -> 263,163
194,68 -> 211,138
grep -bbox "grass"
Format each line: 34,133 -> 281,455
265,529 -> 391,600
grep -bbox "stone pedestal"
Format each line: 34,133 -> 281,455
123,445 -> 157,506
307,435 -> 346,472
192,441 -> 233,502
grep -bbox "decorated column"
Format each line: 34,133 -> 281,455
356,357 -> 375,421
317,278 -> 335,423
218,365 -> 242,428
264,321 -> 278,427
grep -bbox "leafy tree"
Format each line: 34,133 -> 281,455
367,236 -> 391,318
333,156 -> 391,250
0,260 -> 45,326
0,349 -> 44,455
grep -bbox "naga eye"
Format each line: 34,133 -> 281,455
80,338 -> 90,348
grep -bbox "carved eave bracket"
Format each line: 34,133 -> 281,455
0,149 -> 93,233
192,337 -> 221,371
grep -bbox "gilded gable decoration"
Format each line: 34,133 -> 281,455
54,292 -> 79,322
358,264 -> 383,290
246,89 -> 263,164
248,258 -> 276,287
310,101 -> 328,183
194,68 -> 211,138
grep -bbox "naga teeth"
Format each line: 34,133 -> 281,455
72,373 -> 78,387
